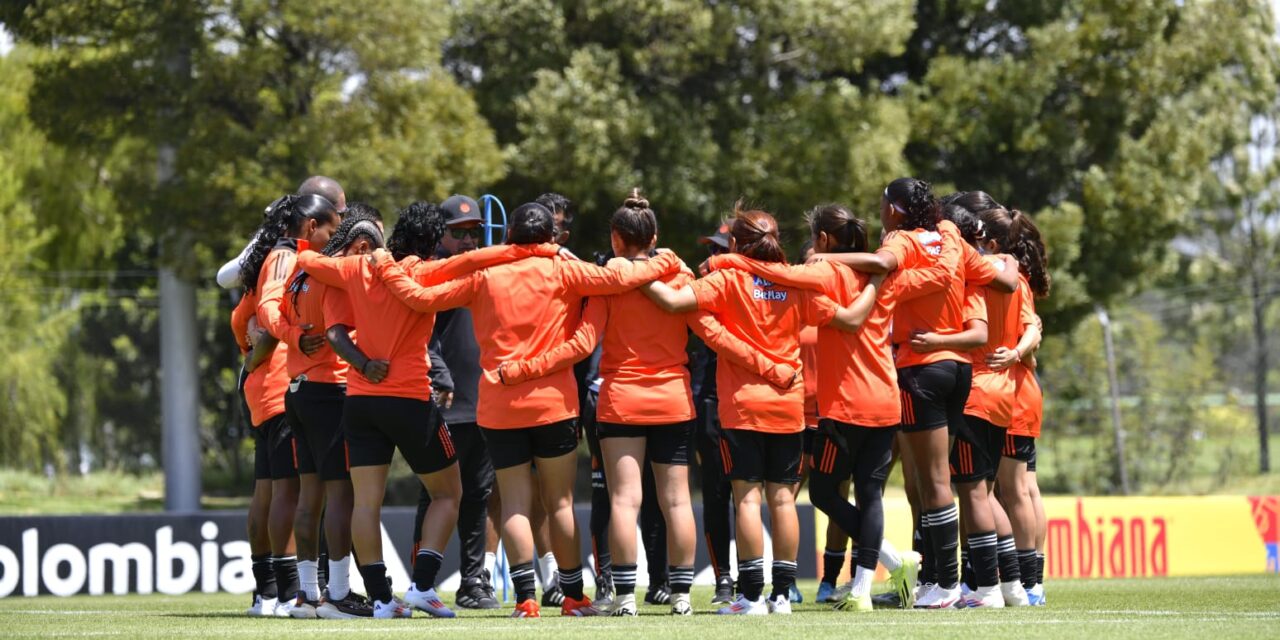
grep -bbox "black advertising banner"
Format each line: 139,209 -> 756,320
0,506 -> 816,597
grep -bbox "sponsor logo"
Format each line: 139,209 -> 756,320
1045,499 -> 1167,579
752,275 -> 787,301
917,230 -> 943,256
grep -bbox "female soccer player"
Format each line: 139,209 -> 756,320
705,203 -> 953,611
640,206 -> 881,616
495,191 -> 797,616
372,202 -> 684,618
239,193 -> 340,617
296,202 -> 556,619
807,179 -> 1017,609
278,207 -> 385,618
983,207 -> 1051,606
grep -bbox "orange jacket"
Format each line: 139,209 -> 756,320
1009,286 -> 1043,437
298,244 -> 554,401
375,251 -> 682,429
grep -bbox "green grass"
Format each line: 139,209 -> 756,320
2,577 -> 1277,639
0,470 -> 248,515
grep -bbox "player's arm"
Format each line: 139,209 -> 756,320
823,274 -> 885,333
562,252 -> 681,297
375,258 -> 479,313
687,311 -> 795,389
910,319 -> 988,353
808,248 -> 898,274
963,245 -> 1018,293
326,324 -> 387,383
245,316 -> 277,372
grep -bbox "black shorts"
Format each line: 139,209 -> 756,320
898,361 -> 972,434
480,420 -> 578,470
341,396 -> 456,474
597,421 -> 693,466
285,379 -> 350,481
803,427 -> 818,456
253,414 -> 298,481
811,420 -> 897,484
1002,433 -> 1037,472
720,429 -> 803,485
951,415 -> 1006,483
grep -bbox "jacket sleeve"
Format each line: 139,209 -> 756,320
297,251 -> 362,288
255,250 -> 298,342
686,310 -> 793,388
377,257 -> 480,313
561,252 -> 680,296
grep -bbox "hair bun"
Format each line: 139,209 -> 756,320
624,188 -> 649,210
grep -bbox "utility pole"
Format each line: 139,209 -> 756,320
1097,305 -> 1131,495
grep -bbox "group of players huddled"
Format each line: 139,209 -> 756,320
221,174 -> 1049,619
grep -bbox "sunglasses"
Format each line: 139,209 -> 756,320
448,227 -> 484,240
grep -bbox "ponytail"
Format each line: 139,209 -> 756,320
241,194 -> 339,294
1007,209 -> 1050,298
805,203 -> 867,253
731,202 -> 786,263
611,188 -> 658,250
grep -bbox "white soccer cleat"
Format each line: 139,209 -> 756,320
671,593 -> 692,616
963,585 -> 1005,609
1001,580 -> 1030,607
372,598 -> 412,619
609,593 -> 638,617
246,594 -> 277,617
287,593 -> 319,619
916,584 -> 962,609
766,594 -> 792,615
717,594 -> 768,615
913,583 -> 938,608
1028,583 -> 1046,606
404,586 -> 457,618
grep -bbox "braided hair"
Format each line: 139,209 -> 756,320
387,201 -> 447,261
241,194 -> 339,294
977,207 -> 1051,298
611,188 -> 657,249
884,177 -> 942,232
805,203 -> 868,253
289,205 -> 385,309
943,203 -> 985,247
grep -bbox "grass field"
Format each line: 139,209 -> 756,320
2,577 -> 1278,639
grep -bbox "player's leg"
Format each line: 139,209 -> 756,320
953,416 -> 1000,608
265,415 -> 301,616
452,422 -> 499,609
531,421 -> 597,616
482,425 -> 541,618
599,426 -> 645,616
762,431 -> 803,615
247,422 -> 277,615
697,404 -> 734,603
651,422 -> 696,615
640,461 -> 670,605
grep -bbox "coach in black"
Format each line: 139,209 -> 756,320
411,194 -> 500,610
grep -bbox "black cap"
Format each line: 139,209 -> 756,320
441,195 -> 482,225
699,223 -> 731,250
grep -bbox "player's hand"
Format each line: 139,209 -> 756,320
869,272 -> 887,289
362,359 -> 390,383
910,330 -> 944,353
298,324 -> 326,356
435,389 -> 455,409
987,346 -> 1020,371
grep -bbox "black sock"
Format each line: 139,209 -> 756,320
821,548 -> 845,586
926,504 -> 960,589
613,563 -> 637,596
669,565 -> 694,594
510,561 -> 537,603
317,551 -> 329,591
412,549 -> 443,592
359,562 -> 392,604
1017,549 -> 1038,590
917,523 -> 936,585
1036,553 -> 1045,585
770,560 -> 797,600
997,536 -> 1021,584
272,555 -> 300,600
738,558 -> 765,600
857,544 -> 879,572
968,531 -> 999,588
251,554 -> 277,599
960,545 -> 974,590
559,565 -> 585,600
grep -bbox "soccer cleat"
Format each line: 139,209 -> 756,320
287,592 -> 320,619
711,575 -> 735,605
717,594 -> 767,615
404,585 -> 456,618
246,593 -> 277,617
1027,583 -> 1046,606
561,595 -> 603,617
609,593 -> 638,617
871,591 -> 902,609
456,577 -> 500,610
272,597 -> 299,618
833,589 -> 873,612
891,551 -> 922,608
924,585 -> 962,610
963,585 -> 1005,609
541,584 -> 565,608
671,593 -> 693,616
511,599 -> 541,618
372,598 -> 412,619
788,584 -> 803,604
317,589 -> 373,618
644,583 -> 672,605
1000,580 -> 1030,607
816,581 -> 838,603
766,594 -> 792,615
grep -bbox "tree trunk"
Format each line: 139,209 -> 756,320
1250,268 -> 1271,474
